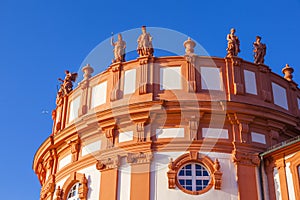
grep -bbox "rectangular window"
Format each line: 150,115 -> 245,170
200,67 -> 222,90
69,96 -> 81,122
156,128 -> 184,139
91,81 -> 107,108
124,69 -> 136,95
272,82 -> 288,110
81,141 -> 101,157
298,98 -> 300,110
160,67 -> 182,90
251,132 -> 266,144
202,128 -> 228,139
119,131 -> 133,143
244,70 -> 257,95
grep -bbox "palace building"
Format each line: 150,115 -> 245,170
33,27 -> 300,200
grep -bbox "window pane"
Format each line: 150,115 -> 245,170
272,82 -> 288,110
177,163 -> 211,192
200,67 -> 222,90
124,69 -> 136,95
160,67 -> 182,90
69,96 -> 81,122
186,170 -> 192,176
186,180 -> 192,185
244,70 -> 257,95
91,81 -> 107,108
186,186 -> 192,191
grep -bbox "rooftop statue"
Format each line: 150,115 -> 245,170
137,26 -> 154,57
253,36 -> 266,65
226,28 -> 240,57
57,70 -> 78,98
111,33 -> 126,63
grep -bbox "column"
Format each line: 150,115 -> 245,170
232,149 -> 260,200
275,157 -> 289,200
96,156 -> 120,200
264,157 -> 276,200
127,152 -> 152,200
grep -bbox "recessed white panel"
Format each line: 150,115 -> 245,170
156,128 -> 185,139
119,131 -> 133,143
272,82 -> 288,110
200,67 -> 222,90
124,69 -> 136,95
69,96 -> 81,122
81,141 -> 101,156
117,163 -> 131,200
160,67 -> 182,90
251,132 -> 266,144
244,70 -> 257,95
91,81 -> 107,108
59,154 -> 71,170
202,128 -> 228,139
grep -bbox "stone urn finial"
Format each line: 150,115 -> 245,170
282,64 -> 294,81
82,64 -> 94,80
184,37 -> 196,55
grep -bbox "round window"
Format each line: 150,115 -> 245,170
177,163 -> 211,192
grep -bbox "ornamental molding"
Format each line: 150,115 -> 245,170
68,138 -> 80,162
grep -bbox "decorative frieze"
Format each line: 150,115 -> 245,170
40,175 -> 55,200
213,159 -> 222,190
68,139 -> 80,162
54,186 -> 62,200
232,149 -> 260,166
138,57 -> 153,95
37,162 -> 47,185
110,63 -> 122,101
136,122 -> 146,142
78,174 -> 89,199
127,152 -> 153,164
96,155 -> 120,171
105,127 -> 116,148
188,116 -> 199,140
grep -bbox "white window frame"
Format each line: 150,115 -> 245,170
177,163 -> 210,192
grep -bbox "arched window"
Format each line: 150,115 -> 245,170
61,172 -> 88,200
67,182 -> 81,200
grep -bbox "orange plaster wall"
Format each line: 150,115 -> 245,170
99,169 -> 118,200
237,165 -> 259,200
130,164 -> 151,200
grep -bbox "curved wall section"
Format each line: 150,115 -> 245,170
33,55 -> 300,200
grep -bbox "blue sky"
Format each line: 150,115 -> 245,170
0,0 -> 299,199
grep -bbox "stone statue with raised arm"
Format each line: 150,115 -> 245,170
253,36 -> 266,64
58,70 -> 78,96
137,26 -> 154,57
111,33 -> 126,63
226,28 -> 240,57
